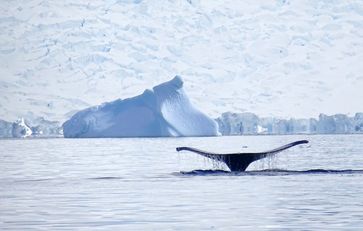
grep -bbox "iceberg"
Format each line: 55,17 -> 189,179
27,117 -> 63,137
12,118 -> 32,138
0,117 -> 63,138
62,76 -> 219,138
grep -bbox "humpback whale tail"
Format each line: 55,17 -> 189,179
176,140 -> 309,171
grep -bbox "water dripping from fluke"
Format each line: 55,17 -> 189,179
176,140 -> 309,172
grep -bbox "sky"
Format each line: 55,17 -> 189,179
0,0 -> 362,122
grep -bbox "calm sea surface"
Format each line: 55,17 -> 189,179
1,135 -> 363,230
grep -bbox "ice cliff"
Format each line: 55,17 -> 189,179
216,112 -> 363,135
62,76 -> 219,138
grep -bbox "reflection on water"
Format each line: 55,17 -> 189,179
178,169 -> 363,176
1,135 -> 363,230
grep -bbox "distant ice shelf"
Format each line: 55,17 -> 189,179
62,76 -> 219,138
0,117 -> 62,138
216,112 -> 363,135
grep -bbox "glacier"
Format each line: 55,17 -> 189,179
1,1 -> 363,122
62,76 -> 219,138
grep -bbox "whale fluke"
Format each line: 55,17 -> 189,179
176,140 -> 309,171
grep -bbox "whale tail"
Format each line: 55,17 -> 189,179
176,140 -> 309,171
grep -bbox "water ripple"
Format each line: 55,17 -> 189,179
178,169 -> 363,176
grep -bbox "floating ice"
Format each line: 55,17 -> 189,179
62,76 -> 219,138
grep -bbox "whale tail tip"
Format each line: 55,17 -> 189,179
176,147 -> 188,152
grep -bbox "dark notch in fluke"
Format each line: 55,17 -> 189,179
176,140 -> 309,172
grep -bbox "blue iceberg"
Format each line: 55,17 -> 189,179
63,76 -> 219,137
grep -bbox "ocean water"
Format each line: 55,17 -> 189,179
1,135 -> 363,230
